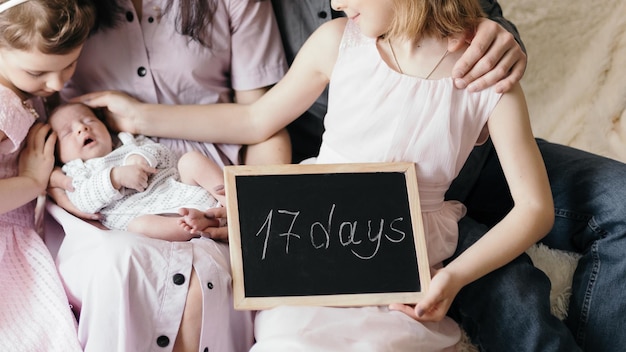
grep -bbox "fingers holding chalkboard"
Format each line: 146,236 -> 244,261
416,268 -> 459,322
390,268 -> 458,323
388,303 -> 419,319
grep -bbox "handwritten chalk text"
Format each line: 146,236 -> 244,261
254,204 -> 406,260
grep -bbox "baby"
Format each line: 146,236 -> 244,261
49,103 -> 225,241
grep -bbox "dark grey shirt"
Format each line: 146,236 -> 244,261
271,0 -> 341,161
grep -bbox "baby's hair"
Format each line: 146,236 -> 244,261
387,0 -> 485,40
49,102 -> 118,165
49,102 -> 106,128
0,0 -> 96,54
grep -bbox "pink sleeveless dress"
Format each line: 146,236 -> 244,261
0,86 -> 81,351
251,20 -> 502,351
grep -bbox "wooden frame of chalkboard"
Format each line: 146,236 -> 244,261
224,162 -> 430,310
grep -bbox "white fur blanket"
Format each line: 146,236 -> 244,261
458,0 -> 626,349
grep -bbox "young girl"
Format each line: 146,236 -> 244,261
80,0 -> 553,350
0,0 -> 95,351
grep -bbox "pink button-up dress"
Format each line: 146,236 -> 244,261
47,1 -> 286,351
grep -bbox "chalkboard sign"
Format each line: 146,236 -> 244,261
224,162 -> 430,310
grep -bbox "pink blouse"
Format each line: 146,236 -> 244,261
62,0 -> 287,166
64,0 -> 286,104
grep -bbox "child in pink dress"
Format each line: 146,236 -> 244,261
0,0 -> 95,350
78,0 -> 554,350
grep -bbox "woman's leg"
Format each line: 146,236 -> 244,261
55,226 -> 190,352
445,216 -> 581,351
173,269 -> 202,352
445,140 -> 580,351
535,140 -> 626,351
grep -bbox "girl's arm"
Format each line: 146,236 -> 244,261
0,123 -> 56,215
393,83 -> 553,321
233,87 -> 292,165
444,82 -> 552,280
76,18 -> 348,147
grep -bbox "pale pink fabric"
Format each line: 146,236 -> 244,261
48,203 -> 252,352
253,306 -> 460,352
48,1 -> 286,351
0,86 -> 81,352
252,20 -> 502,352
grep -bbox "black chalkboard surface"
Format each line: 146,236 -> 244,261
224,162 -> 430,310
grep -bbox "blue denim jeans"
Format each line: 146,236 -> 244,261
446,139 -> 626,351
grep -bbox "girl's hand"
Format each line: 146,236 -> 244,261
451,18 -> 527,93
71,90 -> 143,134
389,268 -> 462,322
19,123 -> 56,192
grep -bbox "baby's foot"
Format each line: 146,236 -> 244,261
178,208 -> 212,235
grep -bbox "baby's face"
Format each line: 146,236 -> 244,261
49,104 -> 113,163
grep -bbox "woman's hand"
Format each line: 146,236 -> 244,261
49,167 -> 73,192
199,207 -> 230,242
451,18 -> 527,93
48,168 -> 102,220
71,90 -> 143,134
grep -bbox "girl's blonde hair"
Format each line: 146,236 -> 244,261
0,0 -> 96,54
387,0 -> 485,40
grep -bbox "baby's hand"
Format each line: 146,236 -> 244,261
111,164 -> 157,192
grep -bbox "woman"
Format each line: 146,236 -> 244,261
46,1 -> 289,351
